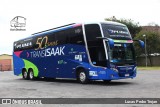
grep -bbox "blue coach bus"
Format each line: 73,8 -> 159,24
13,21 -> 144,84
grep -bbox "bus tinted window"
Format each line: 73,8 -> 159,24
68,27 -> 84,45
14,37 -> 34,51
85,24 -> 107,67
55,30 -> 68,45
14,26 -> 84,52
85,24 -> 101,41
102,24 -> 132,40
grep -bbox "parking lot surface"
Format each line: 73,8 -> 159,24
0,70 -> 160,106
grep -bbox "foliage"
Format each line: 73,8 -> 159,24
135,31 -> 160,55
134,31 -> 160,66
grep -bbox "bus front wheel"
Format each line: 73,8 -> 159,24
77,70 -> 88,84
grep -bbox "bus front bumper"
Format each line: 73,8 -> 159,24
88,68 -> 137,80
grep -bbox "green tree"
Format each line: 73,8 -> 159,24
105,16 -> 142,38
134,31 -> 160,66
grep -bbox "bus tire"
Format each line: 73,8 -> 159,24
22,69 -> 28,80
103,80 -> 111,84
28,69 -> 35,80
77,69 -> 88,84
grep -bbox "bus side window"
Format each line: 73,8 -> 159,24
89,47 -> 106,67
55,30 -> 67,45
68,27 -> 84,45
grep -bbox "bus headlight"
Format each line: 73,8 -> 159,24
111,68 -> 118,72
133,67 -> 137,72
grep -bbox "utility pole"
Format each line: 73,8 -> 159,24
143,34 -> 147,67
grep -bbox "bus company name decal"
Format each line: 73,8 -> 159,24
30,46 -> 65,58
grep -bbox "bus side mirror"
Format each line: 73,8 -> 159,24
107,38 -> 114,48
134,40 -> 144,48
96,37 -> 114,48
139,40 -> 145,48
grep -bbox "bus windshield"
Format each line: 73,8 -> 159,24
109,43 -> 135,65
101,24 -> 132,40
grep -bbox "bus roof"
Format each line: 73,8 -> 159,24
100,21 -> 126,26
83,21 -> 126,26
32,21 -> 125,36
14,21 -> 126,42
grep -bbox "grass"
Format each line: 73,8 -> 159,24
137,66 -> 160,70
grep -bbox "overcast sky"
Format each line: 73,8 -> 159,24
0,0 -> 160,55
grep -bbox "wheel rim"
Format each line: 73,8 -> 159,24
79,72 -> 86,82
24,71 -> 27,79
29,71 -> 34,79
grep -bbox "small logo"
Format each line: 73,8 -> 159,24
58,60 -> 67,64
2,99 -> 11,104
75,55 -> 82,61
10,16 -> 26,31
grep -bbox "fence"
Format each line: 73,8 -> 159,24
136,56 -> 160,66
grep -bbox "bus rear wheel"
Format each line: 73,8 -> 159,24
28,69 -> 35,80
22,69 -> 28,80
77,69 -> 88,84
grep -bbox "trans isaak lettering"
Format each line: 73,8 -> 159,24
30,46 -> 65,58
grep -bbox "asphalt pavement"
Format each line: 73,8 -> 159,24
0,70 -> 160,107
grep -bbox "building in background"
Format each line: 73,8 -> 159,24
0,54 -> 13,71
142,26 -> 160,34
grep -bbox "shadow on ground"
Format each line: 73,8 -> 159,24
16,77 -> 135,86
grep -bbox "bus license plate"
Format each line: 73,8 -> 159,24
125,74 -> 129,77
